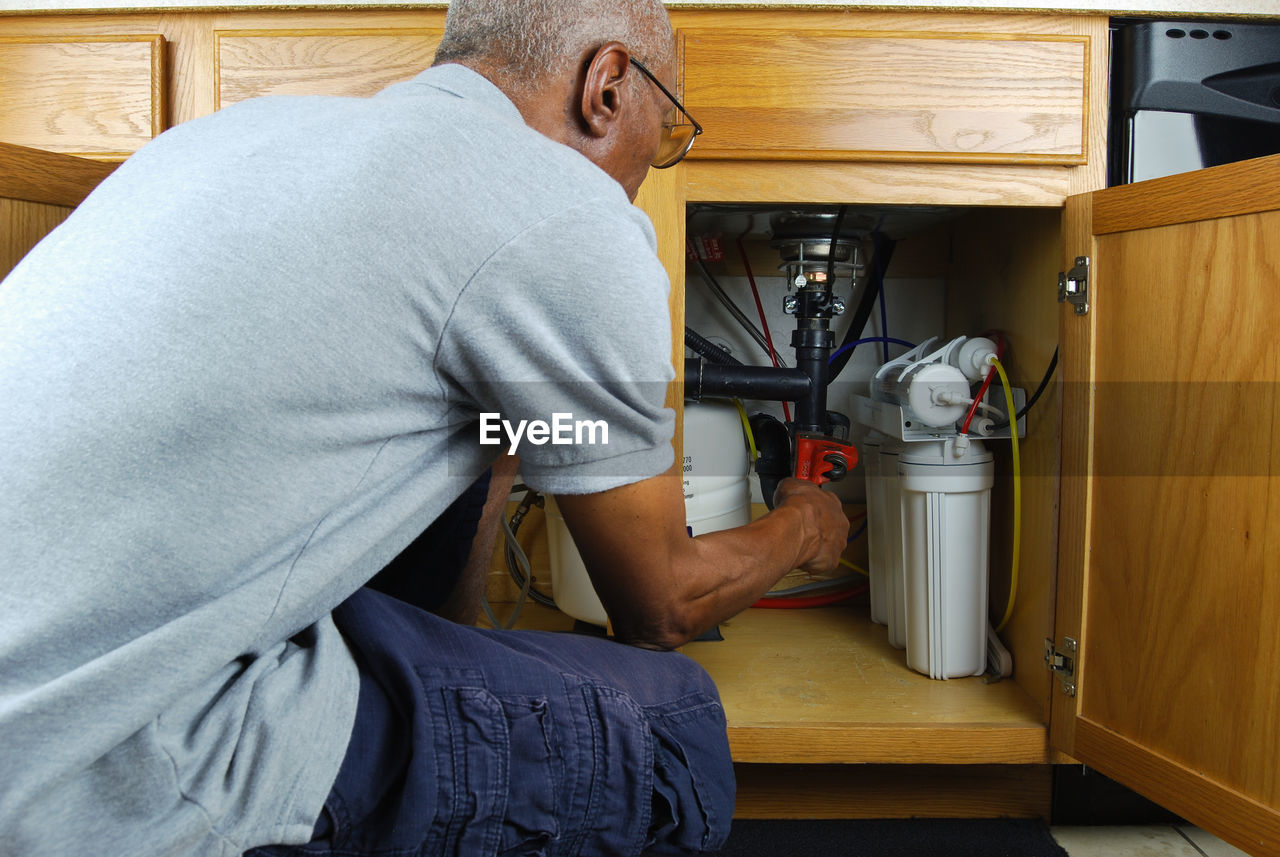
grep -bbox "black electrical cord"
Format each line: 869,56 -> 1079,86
828,231 -> 896,384
689,255 -> 788,367
825,204 -> 847,286
991,347 -> 1059,430
685,326 -> 742,366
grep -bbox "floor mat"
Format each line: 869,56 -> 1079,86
712,818 -> 1068,857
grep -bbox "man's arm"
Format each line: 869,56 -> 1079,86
554,465 -> 849,649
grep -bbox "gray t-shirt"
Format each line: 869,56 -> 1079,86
0,64 -> 674,856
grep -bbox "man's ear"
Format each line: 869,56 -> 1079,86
580,41 -> 632,139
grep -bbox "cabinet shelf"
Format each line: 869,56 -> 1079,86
510,601 -> 1049,766
684,604 -> 1049,765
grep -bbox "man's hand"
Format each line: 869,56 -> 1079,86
771,477 -> 850,575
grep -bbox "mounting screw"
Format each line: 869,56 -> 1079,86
831,297 -> 846,315
783,295 -> 799,314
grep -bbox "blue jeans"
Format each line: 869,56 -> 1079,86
248,478 -> 735,857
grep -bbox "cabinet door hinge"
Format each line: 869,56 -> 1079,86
1044,636 -> 1078,696
1058,256 -> 1090,315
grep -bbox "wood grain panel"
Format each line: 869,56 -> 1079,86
1083,209 -> 1280,807
1053,159 -> 1280,852
684,604 -> 1048,764
1050,191 -> 1097,757
726,723 -> 1049,765
1066,15 -> 1108,196
1093,154 -> 1280,236
162,12 -> 218,125
0,141 -> 117,206
0,34 -> 165,159
943,207 -> 1065,725
510,602 -> 1047,764
215,28 -> 443,107
734,763 -> 1052,819
634,163 -> 688,463
681,28 -> 1087,164
1,198 -> 72,281
686,160 -> 1073,207
1075,721 -> 1280,857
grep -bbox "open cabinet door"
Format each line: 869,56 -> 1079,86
1052,154 -> 1280,856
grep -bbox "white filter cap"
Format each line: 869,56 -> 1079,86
903,363 -> 969,428
954,337 -> 999,381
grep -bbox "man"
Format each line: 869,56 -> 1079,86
0,0 -> 848,854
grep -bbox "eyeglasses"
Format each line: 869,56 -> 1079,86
629,57 -> 703,169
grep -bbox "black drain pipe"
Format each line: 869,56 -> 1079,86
683,358 -> 812,403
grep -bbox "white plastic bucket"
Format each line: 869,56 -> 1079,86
545,494 -> 610,626
682,401 -> 752,536
547,401 -> 751,626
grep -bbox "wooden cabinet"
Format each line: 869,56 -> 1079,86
0,141 -> 115,276
641,13 -> 1103,813
663,152 -> 1280,852
680,22 -> 1088,164
674,10 -> 1108,207
0,34 -> 165,159
0,10 -> 447,143
2,6 -> 1278,855
214,26 -> 444,108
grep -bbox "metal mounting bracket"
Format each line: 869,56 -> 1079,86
1044,636 -> 1078,697
1058,256 -> 1090,316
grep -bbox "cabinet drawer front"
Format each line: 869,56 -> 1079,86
215,29 -> 443,107
0,35 -> 165,160
681,28 -> 1088,164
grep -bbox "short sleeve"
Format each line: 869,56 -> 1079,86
434,197 -> 676,494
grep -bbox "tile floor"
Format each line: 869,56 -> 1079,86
1050,825 -> 1251,857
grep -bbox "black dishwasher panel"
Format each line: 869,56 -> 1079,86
1109,19 -> 1280,185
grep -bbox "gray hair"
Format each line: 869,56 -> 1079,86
434,0 -> 673,87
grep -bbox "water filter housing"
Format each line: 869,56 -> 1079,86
898,438 -> 994,679
863,439 -> 908,649
862,435 -> 887,625
881,443 -> 908,651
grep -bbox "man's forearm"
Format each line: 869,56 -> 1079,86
557,470 -> 849,649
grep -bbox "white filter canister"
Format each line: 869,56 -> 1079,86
862,436 -> 888,626
898,439 -> 994,679
546,401 -> 751,626
880,444 -> 908,650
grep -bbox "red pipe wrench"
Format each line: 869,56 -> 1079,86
793,433 -> 859,485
